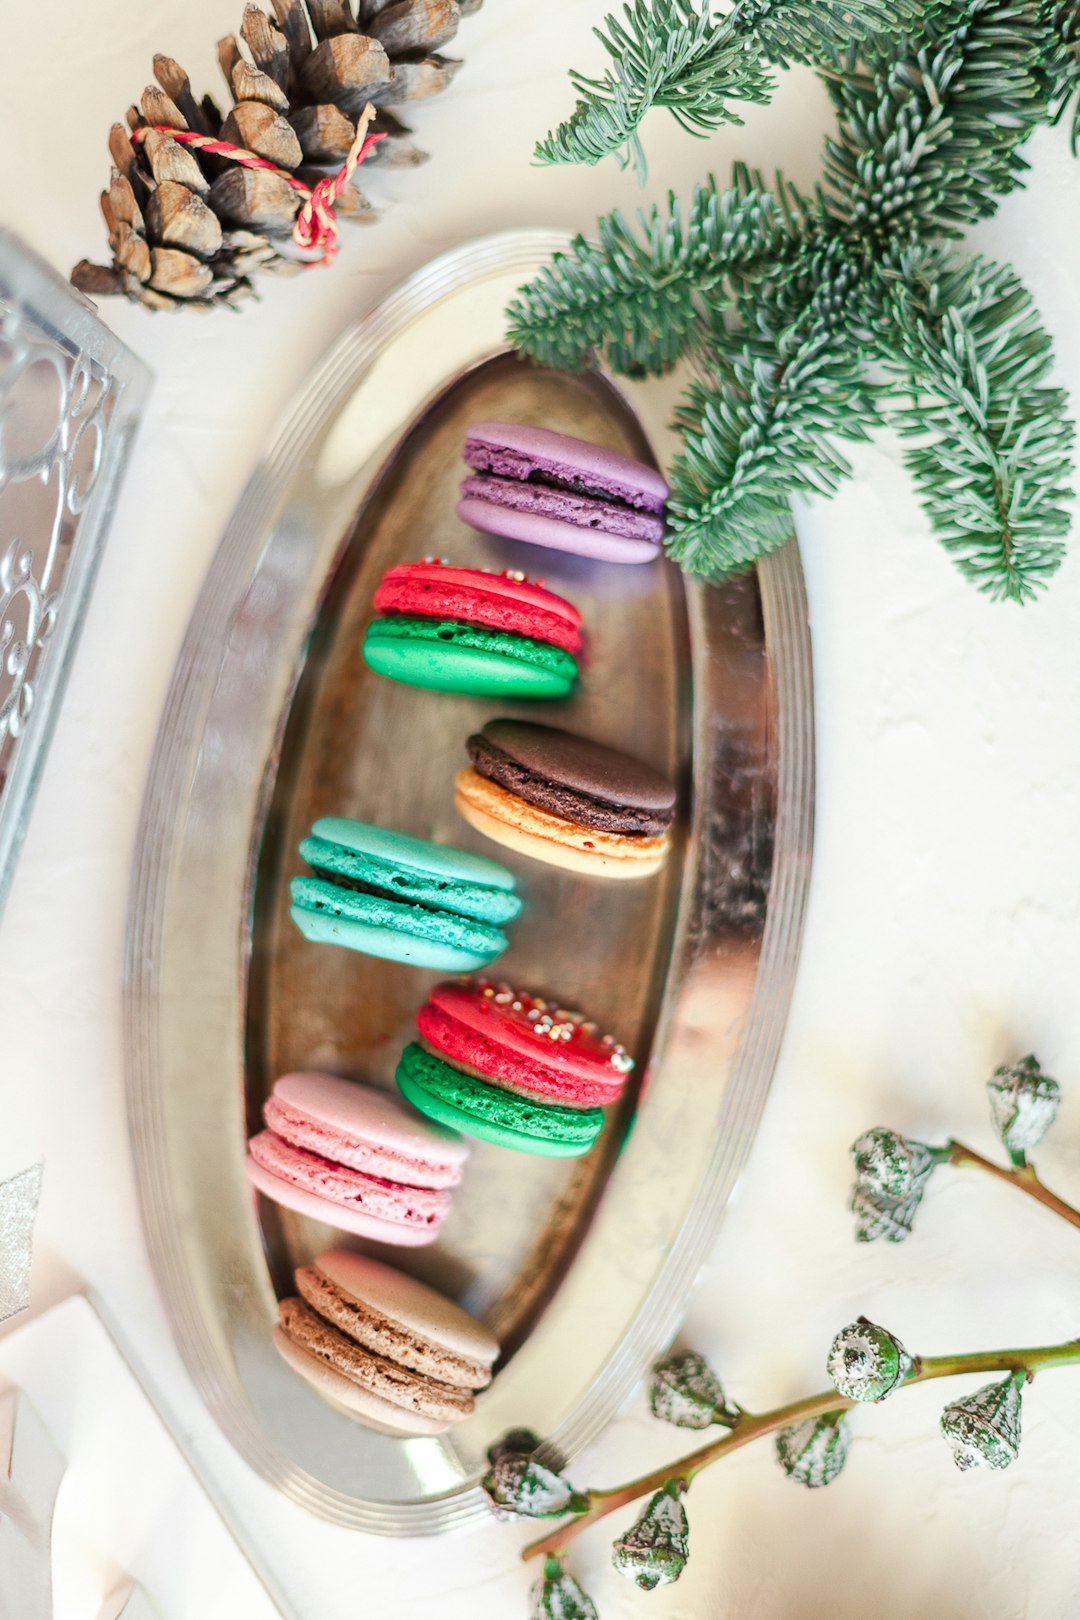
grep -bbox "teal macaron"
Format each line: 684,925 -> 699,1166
396,1042 -> 604,1158
290,818 -> 521,971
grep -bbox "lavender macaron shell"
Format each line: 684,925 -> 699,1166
465,422 -> 669,511
458,496 -> 661,565
459,475 -> 665,543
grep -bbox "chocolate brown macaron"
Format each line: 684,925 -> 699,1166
455,719 -> 676,879
274,1249 -> 498,1435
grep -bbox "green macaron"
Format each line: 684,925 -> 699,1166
363,616 -> 578,700
396,1042 -> 604,1158
290,818 -> 521,971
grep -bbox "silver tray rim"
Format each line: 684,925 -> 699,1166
122,229 -> 815,1534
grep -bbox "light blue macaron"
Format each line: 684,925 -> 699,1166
289,817 -> 521,971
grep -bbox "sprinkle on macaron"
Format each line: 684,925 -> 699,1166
458,421 -> 668,564
363,559 -> 583,699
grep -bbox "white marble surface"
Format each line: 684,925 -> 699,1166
3,3 -> 1080,1615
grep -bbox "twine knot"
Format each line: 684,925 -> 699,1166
133,103 -> 384,269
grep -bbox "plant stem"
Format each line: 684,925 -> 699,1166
523,1336 -> 1080,1565
947,1140 -> 1080,1230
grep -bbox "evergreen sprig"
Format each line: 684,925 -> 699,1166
880,253 -> 1074,602
535,0 -> 924,175
509,1 -> 1080,601
534,1 -> 773,179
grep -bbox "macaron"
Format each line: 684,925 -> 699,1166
455,719 -> 676,879
289,817 -> 521,970
362,559 -> 582,699
458,421 -> 668,564
396,978 -> 635,1157
246,1072 -> 469,1244
275,1249 -> 498,1435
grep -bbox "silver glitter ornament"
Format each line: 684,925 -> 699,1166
827,1317 -> 913,1402
611,1481 -> 689,1591
941,1372 -> 1024,1471
776,1411 -> 851,1487
0,1161 -> 43,1321
987,1055 -> 1060,1160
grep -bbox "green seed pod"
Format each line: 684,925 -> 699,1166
611,1481 -> 690,1592
529,1558 -> 599,1620
481,1452 -> 586,1521
941,1373 -> 1024,1472
850,1183 -> 923,1243
776,1411 -> 851,1487
851,1127 -> 936,1200
827,1317 -> 913,1402
648,1350 -> 738,1429
987,1055 -> 1061,1159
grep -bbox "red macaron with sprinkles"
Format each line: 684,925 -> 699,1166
397,979 -> 635,1157
362,559 -> 583,699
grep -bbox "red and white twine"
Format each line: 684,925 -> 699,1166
132,102 -> 385,267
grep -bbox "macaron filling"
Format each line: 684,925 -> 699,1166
464,436 -> 666,513
264,1092 -> 463,1189
467,732 -> 675,837
417,1005 -> 624,1109
248,1131 -> 452,1230
373,563 -> 583,653
460,474 -> 666,543
298,832 -> 521,926
291,875 -> 510,962
397,1042 -> 604,1149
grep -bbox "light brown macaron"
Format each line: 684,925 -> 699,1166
274,1249 -> 499,1435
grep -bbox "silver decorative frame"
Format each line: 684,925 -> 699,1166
0,231 -> 151,915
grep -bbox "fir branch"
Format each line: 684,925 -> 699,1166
824,1 -> 1049,238
730,0 -> 924,65
514,0 -> 1079,601
666,287 -> 876,574
534,1 -> 772,178
506,171 -> 810,378
532,0 -> 923,177
877,254 -> 1074,602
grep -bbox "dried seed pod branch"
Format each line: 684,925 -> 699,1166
496,1052 -> 1080,1614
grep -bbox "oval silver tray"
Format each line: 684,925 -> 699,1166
124,230 -> 814,1535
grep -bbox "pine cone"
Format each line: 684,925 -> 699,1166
71,0 -> 482,311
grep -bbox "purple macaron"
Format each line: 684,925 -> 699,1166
458,422 -> 668,565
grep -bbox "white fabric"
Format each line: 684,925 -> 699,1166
2,2 -> 1080,1614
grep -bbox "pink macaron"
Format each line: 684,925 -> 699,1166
246,1072 -> 468,1246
